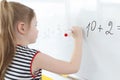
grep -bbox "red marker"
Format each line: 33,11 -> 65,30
64,33 -> 68,37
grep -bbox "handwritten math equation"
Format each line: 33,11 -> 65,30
86,20 -> 120,37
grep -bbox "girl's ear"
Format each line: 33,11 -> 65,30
17,22 -> 27,35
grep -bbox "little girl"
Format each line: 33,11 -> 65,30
0,0 -> 83,80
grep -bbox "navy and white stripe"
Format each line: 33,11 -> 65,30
4,45 -> 41,80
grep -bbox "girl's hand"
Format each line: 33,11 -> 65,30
71,26 -> 82,40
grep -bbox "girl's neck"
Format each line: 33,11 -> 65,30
16,38 -> 29,46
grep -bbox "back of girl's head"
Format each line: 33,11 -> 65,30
10,1 -> 35,27
0,0 -> 35,79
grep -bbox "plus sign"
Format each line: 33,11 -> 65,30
98,25 -> 103,32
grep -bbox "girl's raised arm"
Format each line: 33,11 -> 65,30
32,26 -> 83,74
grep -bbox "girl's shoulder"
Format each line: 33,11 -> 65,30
16,45 -> 40,56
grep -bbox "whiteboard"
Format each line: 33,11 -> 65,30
69,0 -> 120,80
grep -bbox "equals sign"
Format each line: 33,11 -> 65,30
117,26 -> 120,30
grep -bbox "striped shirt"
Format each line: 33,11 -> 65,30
4,45 -> 42,80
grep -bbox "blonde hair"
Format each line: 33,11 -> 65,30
0,0 -> 35,79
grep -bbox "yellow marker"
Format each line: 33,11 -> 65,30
42,75 -> 53,80
61,74 -> 68,78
